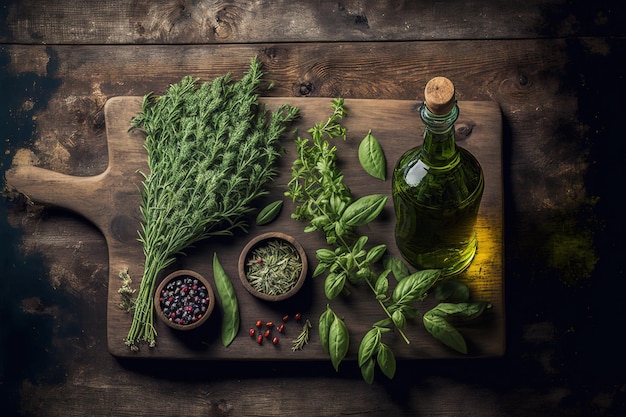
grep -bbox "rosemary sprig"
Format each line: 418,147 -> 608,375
292,319 -> 312,351
125,57 -> 299,349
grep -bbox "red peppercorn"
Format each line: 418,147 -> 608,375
295,312 -> 302,321
255,320 -> 263,328
257,334 -> 263,344
278,324 -> 285,333
249,329 -> 255,337
264,329 -> 271,338
272,337 -> 279,345
266,321 -> 274,328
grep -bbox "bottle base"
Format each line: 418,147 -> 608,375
399,238 -> 478,278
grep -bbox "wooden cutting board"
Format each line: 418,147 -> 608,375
5,97 -> 504,360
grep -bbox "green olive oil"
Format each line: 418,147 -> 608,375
392,77 -> 484,276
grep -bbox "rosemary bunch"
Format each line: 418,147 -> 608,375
126,57 -> 299,349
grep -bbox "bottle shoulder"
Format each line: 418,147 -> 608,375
393,146 -> 484,208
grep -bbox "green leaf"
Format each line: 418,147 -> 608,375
365,244 -> 387,264
358,130 -> 387,180
340,194 -> 388,227
313,261 -> 329,277
255,199 -> 283,225
376,343 -> 396,379
383,256 -> 410,281
429,302 -> 491,321
316,248 -> 336,262
358,328 -> 381,367
435,280 -> 470,302
392,269 -> 442,304
324,272 -> 347,299
360,357 -> 376,384
391,309 -> 406,329
212,253 -> 240,347
329,314 -> 350,371
374,269 -> 390,297
423,312 -> 467,354
318,306 -> 334,353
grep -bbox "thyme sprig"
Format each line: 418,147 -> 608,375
125,57 -> 299,349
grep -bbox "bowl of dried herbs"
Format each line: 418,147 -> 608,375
154,269 -> 215,331
238,232 -> 308,302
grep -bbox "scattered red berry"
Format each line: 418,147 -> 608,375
272,337 -> 279,345
278,324 -> 285,333
249,328 -> 255,337
257,334 -> 263,344
266,321 -> 274,328
264,329 -> 271,338
295,312 -> 302,321
282,314 -> 289,322
255,320 -> 263,328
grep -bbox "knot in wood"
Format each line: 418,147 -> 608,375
298,82 -> 314,96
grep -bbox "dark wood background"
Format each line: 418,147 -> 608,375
1,1 -> 624,416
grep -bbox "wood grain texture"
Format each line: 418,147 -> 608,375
5,96 -> 503,360
2,1 -> 622,411
3,0 -> 624,45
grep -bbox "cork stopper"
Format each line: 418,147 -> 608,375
424,77 -> 456,115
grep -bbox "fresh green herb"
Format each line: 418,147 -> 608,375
118,268 -> 136,312
291,319 -> 312,351
424,299 -> 491,354
358,130 -> 386,180
213,253 -> 240,347
125,57 -> 299,349
287,99 -> 490,382
245,239 -> 302,296
255,199 -> 283,225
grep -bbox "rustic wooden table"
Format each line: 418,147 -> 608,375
1,1 -> 625,416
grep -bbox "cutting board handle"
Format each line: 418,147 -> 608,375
5,165 -> 108,227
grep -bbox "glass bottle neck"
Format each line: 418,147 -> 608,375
420,102 -> 459,166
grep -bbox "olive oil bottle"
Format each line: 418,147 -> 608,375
392,77 -> 484,276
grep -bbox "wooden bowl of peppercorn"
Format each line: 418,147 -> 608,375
238,232 -> 308,302
154,269 -> 215,331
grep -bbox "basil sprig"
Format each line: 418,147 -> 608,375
287,99 -> 490,383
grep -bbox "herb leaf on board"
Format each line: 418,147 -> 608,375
358,130 -> 387,180
213,253 -> 240,347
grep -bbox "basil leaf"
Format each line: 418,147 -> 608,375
365,244 -> 387,264
340,194 -> 388,227
391,309 -> 406,329
374,269 -> 390,297
360,357 -> 376,385
212,253 -> 240,347
358,130 -> 387,180
392,269 -> 442,304
435,280 -> 470,303
383,255 -> 410,281
318,306 -> 334,353
324,272 -> 346,299
429,302 -> 490,321
255,199 -> 283,225
376,343 -> 396,379
316,248 -> 336,262
313,261 -> 329,277
329,314 -> 349,371
358,328 -> 381,367
423,312 -> 467,354
352,235 -> 369,253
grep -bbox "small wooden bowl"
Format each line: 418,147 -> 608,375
238,232 -> 308,302
154,269 -> 215,331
